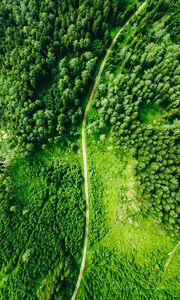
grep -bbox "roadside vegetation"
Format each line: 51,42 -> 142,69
77,137 -> 179,299
0,1 -> 145,298
77,0 -> 180,299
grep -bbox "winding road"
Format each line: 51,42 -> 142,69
71,2 -> 147,299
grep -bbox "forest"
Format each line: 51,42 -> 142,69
0,0 -> 179,299
0,0 -> 142,154
0,152 -> 85,299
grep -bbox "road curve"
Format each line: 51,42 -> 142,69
71,2 -> 147,299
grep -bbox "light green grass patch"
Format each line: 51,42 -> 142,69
83,134 -> 180,299
103,217 -> 172,255
139,104 -> 166,125
88,138 -> 139,227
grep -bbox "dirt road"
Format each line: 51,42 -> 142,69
71,2 -> 147,299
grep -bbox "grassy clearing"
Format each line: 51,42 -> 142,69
33,142 -> 81,165
81,218 -> 179,299
139,104 -> 167,125
87,138 -> 139,227
77,135 -> 180,299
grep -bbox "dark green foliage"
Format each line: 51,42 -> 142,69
0,157 -> 85,299
0,0 -> 140,153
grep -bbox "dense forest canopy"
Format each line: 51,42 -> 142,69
0,0 -> 142,154
0,0 -> 179,299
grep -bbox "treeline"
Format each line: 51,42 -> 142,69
0,0 -> 143,154
88,0 -> 180,230
0,158 -> 85,299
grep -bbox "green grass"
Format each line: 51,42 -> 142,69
80,219 -> 179,299
77,135 -> 180,299
87,138 -> 139,227
139,104 -> 166,125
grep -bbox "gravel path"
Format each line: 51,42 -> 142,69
71,2 -> 147,299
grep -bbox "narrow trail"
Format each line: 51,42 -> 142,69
163,241 -> 180,276
157,241 -> 180,290
71,2 -> 147,299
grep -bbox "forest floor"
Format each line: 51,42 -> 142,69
71,1 -> 148,299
